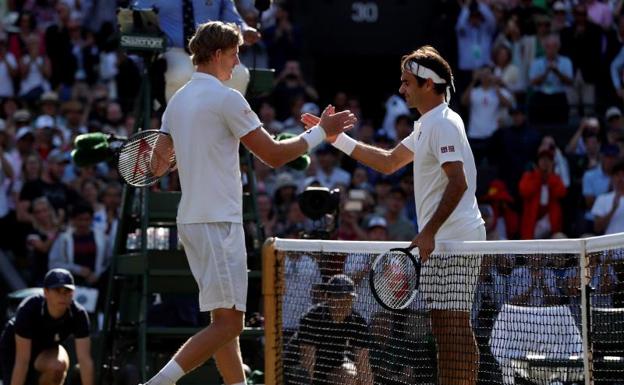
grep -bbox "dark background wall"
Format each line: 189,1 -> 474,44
294,0 -> 461,122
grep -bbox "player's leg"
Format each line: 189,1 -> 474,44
173,308 -> 244,374
213,332 -> 245,384
152,222 -> 247,385
426,226 -> 485,385
431,309 -> 479,385
33,345 -> 70,385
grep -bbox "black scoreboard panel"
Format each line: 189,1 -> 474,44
294,0 -> 459,56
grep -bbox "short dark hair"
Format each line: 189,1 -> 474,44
401,46 -> 453,96
188,21 -> 243,65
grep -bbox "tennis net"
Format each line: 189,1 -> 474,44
262,234 -> 624,385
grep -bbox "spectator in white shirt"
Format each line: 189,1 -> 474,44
18,34 -> 51,104
461,66 -> 513,166
592,159 -> 624,234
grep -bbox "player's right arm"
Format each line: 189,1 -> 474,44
300,112 -> 412,174
349,142 -> 413,175
241,106 -> 356,168
10,335 -> 32,385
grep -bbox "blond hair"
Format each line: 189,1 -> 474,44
188,21 -> 243,65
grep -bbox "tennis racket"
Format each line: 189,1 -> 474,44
114,130 -> 176,187
369,247 -> 421,311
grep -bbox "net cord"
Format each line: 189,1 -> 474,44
274,238 -> 585,255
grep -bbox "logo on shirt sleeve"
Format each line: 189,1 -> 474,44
440,145 -> 455,153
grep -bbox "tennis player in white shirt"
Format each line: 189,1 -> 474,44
302,45 -> 485,385
144,21 -> 356,385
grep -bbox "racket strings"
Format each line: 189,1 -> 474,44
372,251 -> 419,309
117,131 -> 175,187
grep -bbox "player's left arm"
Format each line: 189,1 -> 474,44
354,347 -> 373,385
75,337 -> 94,385
424,161 -> 468,235
410,161 -> 467,260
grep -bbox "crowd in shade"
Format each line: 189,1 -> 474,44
1,0 -> 624,304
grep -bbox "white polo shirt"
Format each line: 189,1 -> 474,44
591,191 -> 624,234
400,102 -> 484,240
162,72 -> 261,224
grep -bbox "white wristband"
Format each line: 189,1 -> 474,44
302,125 -> 326,150
332,133 -> 357,155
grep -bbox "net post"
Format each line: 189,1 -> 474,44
262,237 -> 283,385
580,240 -> 594,385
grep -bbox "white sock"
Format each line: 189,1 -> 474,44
147,359 -> 185,385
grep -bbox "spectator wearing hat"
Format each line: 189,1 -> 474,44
299,274 -> 373,385
519,148 -> 567,239
604,106 -> 624,148
282,99 -> 319,135
480,179 -> 519,239
6,126 -> 35,185
13,109 -> 32,129
344,216 -> 388,323
272,172 -> 300,224
0,268 -> 94,385
582,144 -> 620,231
550,1 -> 570,33
0,32 -> 18,99
38,91 -> 62,127
315,144 -> 350,189
592,159 -> 624,235
33,114 -> 63,159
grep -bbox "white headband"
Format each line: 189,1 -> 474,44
406,61 -> 455,102
407,61 -> 447,84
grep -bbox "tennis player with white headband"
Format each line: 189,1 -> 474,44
301,45 -> 485,385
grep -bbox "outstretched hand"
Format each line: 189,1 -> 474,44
301,105 -> 356,143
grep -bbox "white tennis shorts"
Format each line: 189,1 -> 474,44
419,225 -> 486,312
177,222 -> 247,312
